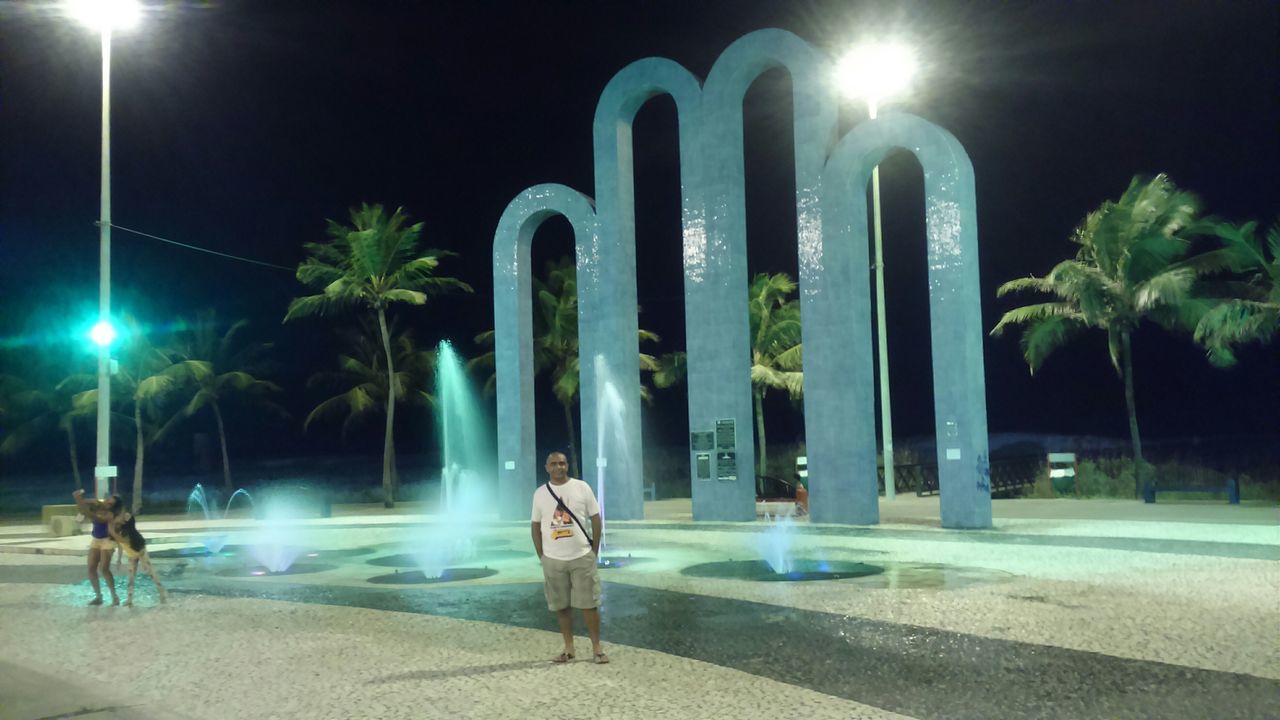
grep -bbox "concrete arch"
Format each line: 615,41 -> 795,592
685,28 -> 838,520
581,58 -> 703,521
492,183 -> 599,520
805,111 -> 991,528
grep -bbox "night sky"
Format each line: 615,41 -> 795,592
1,0 -> 1277,466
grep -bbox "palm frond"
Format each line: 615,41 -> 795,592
773,344 -> 803,370
991,303 -> 1083,337
285,294 -> 347,322
1017,316 -> 1087,374
296,259 -> 345,290
381,289 -> 429,306
995,275 -> 1053,297
652,352 -> 686,389
1133,267 -> 1195,311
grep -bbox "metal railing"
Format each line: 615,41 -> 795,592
878,455 -> 1044,497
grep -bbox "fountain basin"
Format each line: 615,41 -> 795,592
681,559 -> 883,582
367,568 -> 499,585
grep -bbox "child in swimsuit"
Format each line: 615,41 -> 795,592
108,510 -> 168,607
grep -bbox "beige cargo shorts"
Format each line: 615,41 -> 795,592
540,552 -> 601,611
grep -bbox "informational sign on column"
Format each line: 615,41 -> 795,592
716,451 -> 737,481
690,431 -> 715,481
715,418 -> 736,481
695,453 -> 711,480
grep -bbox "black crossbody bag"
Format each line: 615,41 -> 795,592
544,482 -> 593,546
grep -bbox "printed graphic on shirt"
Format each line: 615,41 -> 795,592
550,507 -> 575,540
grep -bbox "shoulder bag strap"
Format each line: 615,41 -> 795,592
544,483 -> 593,545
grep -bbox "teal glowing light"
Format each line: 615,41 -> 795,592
89,320 -> 117,347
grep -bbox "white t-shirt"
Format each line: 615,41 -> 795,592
531,478 -> 600,561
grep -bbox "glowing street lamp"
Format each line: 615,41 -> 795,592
66,0 -> 142,499
89,320 -> 117,348
835,41 -> 918,501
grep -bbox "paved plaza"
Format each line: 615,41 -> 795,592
1,496 -> 1277,720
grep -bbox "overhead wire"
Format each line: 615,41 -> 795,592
102,222 -> 294,272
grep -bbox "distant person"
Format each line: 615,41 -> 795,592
108,510 -> 168,607
71,489 -> 121,606
531,451 -> 608,664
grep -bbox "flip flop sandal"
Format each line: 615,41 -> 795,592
551,652 -> 575,663
593,652 -> 610,664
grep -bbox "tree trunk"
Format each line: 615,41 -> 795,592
390,436 -> 400,497
132,403 -> 144,513
212,401 -> 233,492
1121,331 -> 1146,497
754,388 -> 767,496
377,308 -> 397,508
67,421 -> 82,491
562,401 -> 580,479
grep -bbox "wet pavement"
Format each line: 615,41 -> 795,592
1,498 -> 1277,720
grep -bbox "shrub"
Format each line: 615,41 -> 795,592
1074,458 -> 1137,498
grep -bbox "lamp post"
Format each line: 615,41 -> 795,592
835,42 -> 917,501
66,0 -> 141,499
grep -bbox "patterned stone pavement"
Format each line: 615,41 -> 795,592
1,498 -> 1277,720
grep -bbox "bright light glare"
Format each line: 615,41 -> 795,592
89,320 -> 117,347
65,0 -> 142,32
835,42 -> 918,104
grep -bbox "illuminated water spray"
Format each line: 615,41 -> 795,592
413,340 -> 495,578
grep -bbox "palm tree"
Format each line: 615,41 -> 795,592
1192,220 -> 1279,365
748,273 -> 804,487
156,310 -> 286,492
305,320 -> 436,494
652,272 -> 805,495
991,174 -> 1218,495
118,317 -> 181,512
0,372 -> 96,489
285,203 -> 471,507
472,256 -> 659,478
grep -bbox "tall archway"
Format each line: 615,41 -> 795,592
492,184 -> 598,520
806,112 -> 991,529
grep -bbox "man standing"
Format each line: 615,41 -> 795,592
531,451 -> 608,664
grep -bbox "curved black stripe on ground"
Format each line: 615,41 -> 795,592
152,577 -> 1279,720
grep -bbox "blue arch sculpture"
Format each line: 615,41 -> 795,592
492,184 -> 599,522
493,30 -> 993,529
582,58 -> 702,522
805,112 -> 991,529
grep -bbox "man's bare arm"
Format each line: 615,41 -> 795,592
531,522 -> 543,559
590,514 -> 602,555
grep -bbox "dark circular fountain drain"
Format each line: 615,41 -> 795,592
218,563 -> 336,578
596,556 -> 656,569
681,559 -> 883,582
366,567 -> 499,585
366,550 -> 530,568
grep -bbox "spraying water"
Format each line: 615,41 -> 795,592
414,340 -> 496,577
592,354 -> 631,558
185,483 -> 255,554
756,511 -> 798,575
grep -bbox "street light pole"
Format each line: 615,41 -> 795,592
69,0 -> 139,498
94,27 -> 114,500
835,41 -> 917,502
867,98 -> 896,501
